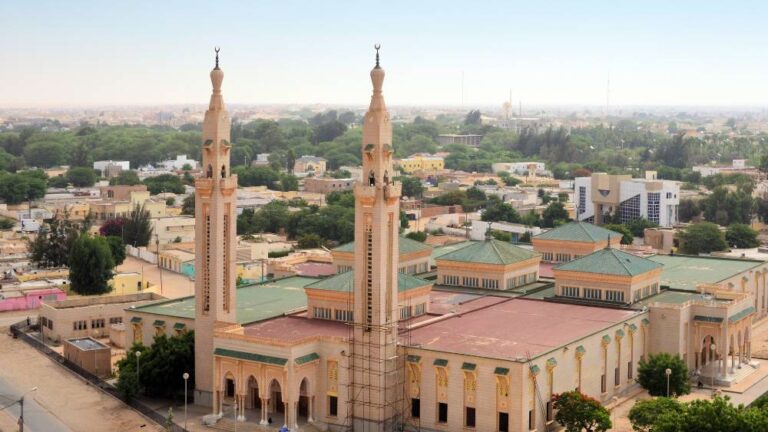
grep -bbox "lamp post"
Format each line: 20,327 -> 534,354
183,372 -> 189,430
135,350 -> 142,392
665,368 -> 672,397
18,387 -> 37,432
710,343 -> 716,390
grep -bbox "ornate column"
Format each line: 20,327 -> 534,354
283,402 -> 290,428
293,401 -> 299,430
308,396 -> 315,423
237,395 -> 245,421
260,397 -> 268,425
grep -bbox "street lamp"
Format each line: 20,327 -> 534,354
665,368 -> 672,397
18,387 -> 37,432
183,372 -> 189,430
710,343 -> 717,390
135,350 -> 142,392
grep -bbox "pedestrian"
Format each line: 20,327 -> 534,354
268,416 -> 273,425
26,316 -> 30,326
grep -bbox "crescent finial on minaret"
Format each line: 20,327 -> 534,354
214,47 -> 220,70
374,43 -> 381,68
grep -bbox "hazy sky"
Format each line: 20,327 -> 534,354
1,1 -> 766,108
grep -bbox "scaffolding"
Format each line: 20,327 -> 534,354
526,352 -> 553,432
339,273 -> 413,432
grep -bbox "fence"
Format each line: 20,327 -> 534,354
126,245 -> 158,264
9,320 -> 188,432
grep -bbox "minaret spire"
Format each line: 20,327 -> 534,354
214,47 -> 220,70
374,43 -> 381,68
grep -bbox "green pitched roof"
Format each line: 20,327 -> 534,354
534,221 -> 623,243
305,271 -> 431,293
554,248 -> 662,276
436,238 -> 538,265
333,236 -> 432,255
214,348 -> 288,366
295,352 -> 320,365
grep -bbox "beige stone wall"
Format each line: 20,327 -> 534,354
124,311 -> 194,347
532,238 -> 608,263
333,250 -> 430,275
437,258 -> 540,290
40,293 -> 160,343
63,340 -> 112,377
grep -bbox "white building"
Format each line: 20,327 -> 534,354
575,172 -> 680,227
93,160 -> 130,173
491,161 -> 548,176
161,155 -> 198,171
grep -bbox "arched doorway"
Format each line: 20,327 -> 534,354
298,378 -> 311,422
269,379 -> 284,414
700,335 -> 717,367
248,376 -> 260,411
224,372 -> 236,400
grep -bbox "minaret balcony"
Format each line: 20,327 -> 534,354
384,183 -> 401,200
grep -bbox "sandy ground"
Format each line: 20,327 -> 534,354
117,256 -> 195,299
0,319 -> 162,432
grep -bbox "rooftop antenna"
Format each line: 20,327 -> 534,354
214,47 -> 220,69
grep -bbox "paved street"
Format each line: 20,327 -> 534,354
0,320 -> 162,432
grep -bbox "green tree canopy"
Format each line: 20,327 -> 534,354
116,331 -> 195,399
400,176 -> 424,199
68,234 -> 116,295
637,353 -> 690,397
481,201 -> 521,224
109,170 -> 142,186
105,235 -> 127,266
725,223 -> 760,249
679,222 -> 728,255
553,390 -> 611,432
405,231 -> 427,242
181,195 -> 195,216
0,171 -> 47,204
123,204 -> 153,247
628,397 -> 686,432
66,167 -> 98,187
603,224 -> 633,245
143,174 -> 185,194
541,201 -> 569,228
678,198 -> 701,223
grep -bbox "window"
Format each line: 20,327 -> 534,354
463,277 -> 479,287
528,409 -> 534,430
601,373 -> 607,393
542,252 -> 553,261
438,402 -> 448,423
499,412 -> 509,432
518,275 -> 526,286
313,307 -> 331,320
606,290 -> 625,303
73,320 -> 87,331
444,275 -> 459,285
619,194 -> 641,224
329,395 -> 338,417
91,318 -> 105,329
562,286 -> 580,297
400,306 -> 412,320
647,192 -> 660,224
628,361 -> 633,380
546,400 -> 553,422
109,317 -> 122,325
465,407 -> 476,428
584,288 -> 602,300
555,253 -> 570,263
414,303 -> 426,316
578,186 -> 586,215
411,398 -> 420,419
482,279 -> 499,289
615,367 -> 620,386
335,309 -> 353,322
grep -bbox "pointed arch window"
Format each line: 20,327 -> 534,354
368,170 -> 376,186
221,165 -> 226,178
207,164 -> 213,178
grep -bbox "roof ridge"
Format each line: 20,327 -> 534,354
578,222 -> 599,242
488,238 -> 505,262
610,248 -> 634,275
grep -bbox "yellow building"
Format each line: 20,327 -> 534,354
397,154 -> 444,173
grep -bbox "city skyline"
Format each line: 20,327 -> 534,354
1,1 -> 767,108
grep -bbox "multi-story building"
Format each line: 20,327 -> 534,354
437,134 -> 482,147
293,156 -> 327,177
397,154 -> 444,173
575,172 -> 680,227
303,177 -> 356,194
491,161 -> 548,176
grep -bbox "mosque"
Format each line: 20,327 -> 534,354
127,49 -> 767,432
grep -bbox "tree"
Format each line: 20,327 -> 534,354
66,167 -> 98,187
679,199 -> 701,223
106,235 -> 127,266
637,353 -> 690,397
626,218 -> 658,238
604,224 -> 633,245
725,223 -> 760,249
553,390 -> 611,432
297,233 -> 323,249
464,110 -> 482,125
279,174 -> 299,191
481,201 -> 521,223
181,195 -> 195,216
143,174 -> 185,194
400,176 -> 425,199
23,140 -> 68,168
541,201 -> 569,228
99,218 -> 125,237
313,120 -> 348,144
109,170 -> 142,186
678,222 -> 727,255
116,331 -> 194,399
123,204 -> 152,247
0,172 -> 47,204
641,395 -> 768,432
48,175 -> 69,188
68,234 -> 115,295
405,231 -> 427,242
629,397 -> 685,432
28,216 -> 80,268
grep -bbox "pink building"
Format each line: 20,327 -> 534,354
0,287 -> 66,312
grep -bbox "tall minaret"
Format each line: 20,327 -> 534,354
193,48 -> 238,406
350,45 -> 402,431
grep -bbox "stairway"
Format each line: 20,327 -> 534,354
207,418 -> 321,432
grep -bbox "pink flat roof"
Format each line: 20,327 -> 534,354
244,315 -> 349,341
407,298 -> 638,360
